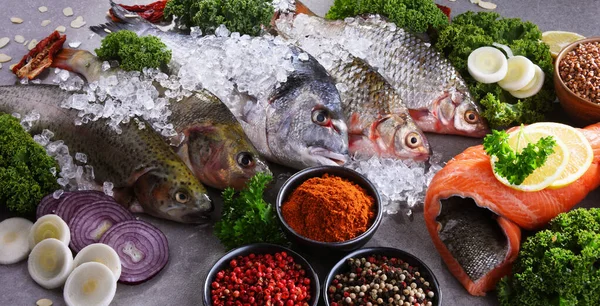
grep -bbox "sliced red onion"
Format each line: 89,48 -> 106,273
69,201 -> 134,253
100,221 -> 169,285
36,191 -> 72,219
55,190 -> 114,223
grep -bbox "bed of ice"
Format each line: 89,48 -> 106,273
345,155 -> 443,214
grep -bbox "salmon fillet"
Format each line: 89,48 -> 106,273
424,122 -> 600,296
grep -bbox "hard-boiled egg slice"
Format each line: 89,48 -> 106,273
64,262 -> 117,306
29,214 -> 70,249
28,238 -> 74,289
73,244 -> 122,280
0,217 -> 33,265
468,46 -> 508,83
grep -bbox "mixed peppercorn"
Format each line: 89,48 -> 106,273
327,255 -> 436,306
210,251 -> 312,306
559,41 -> 600,104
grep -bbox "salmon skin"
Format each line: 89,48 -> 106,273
424,122 -> 600,296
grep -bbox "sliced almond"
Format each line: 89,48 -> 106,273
38,6 -> 48,13
41,20 -> 51,27
23,40 -> 28,46
9,63 -> 17,70
55,26 -> 66,33
470,0 -> 480,3
0,54 -> 12,63
63,7 -> 74,17
68,41 -> 82,48
28,39 -> 38,51
70,16 -> 86,29
36,299 -> 53,306
0,63 -> 2,69
10,17 -> 23,24
14,35 -> 24,44
478,0 -> 497,9
0,37 -> 9,49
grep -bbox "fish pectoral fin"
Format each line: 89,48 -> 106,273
129,201 -> 145,213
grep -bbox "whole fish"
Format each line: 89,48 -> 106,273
0,85 -> 213,224
53,48 -> 270,190
91,2 -> 349,170
274,13 -> 489,138
273,18 -> 430,160
424,123 -> 600,295
330,57 -> 430,160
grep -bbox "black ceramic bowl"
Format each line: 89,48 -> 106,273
276,166 -> 383,252
324,247 -> 442,306
203,243 -> 320,306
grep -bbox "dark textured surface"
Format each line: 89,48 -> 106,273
0,0 -> 599,305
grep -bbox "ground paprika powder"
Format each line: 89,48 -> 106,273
281,173 -> 376,242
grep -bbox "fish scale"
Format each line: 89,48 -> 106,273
275,14 -> 489,137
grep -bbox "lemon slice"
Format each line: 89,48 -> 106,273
491,127 -> 570,192
542,31 -> 585,58
525,122 -> 593,188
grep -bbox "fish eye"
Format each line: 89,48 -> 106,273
464,110 -> 479,124
175,191 -> 190,204
236,152 -> 255,168
311,109 -> 330,126
405,132 -> 422,149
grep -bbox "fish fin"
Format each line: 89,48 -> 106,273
129,201 -> 145,213
52,48 -> 80,71
295,1 -> 317,17
89,0 -> 154,37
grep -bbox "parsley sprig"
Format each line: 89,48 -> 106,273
483,127 -> 556,185
214,172 -> 288,250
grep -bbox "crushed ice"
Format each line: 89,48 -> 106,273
272,0 -> 296,13
345,154 -> 443,214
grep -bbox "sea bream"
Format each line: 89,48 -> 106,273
91,2 -> 349,170
52,48 -> 270,190
274,12 -> 489,138
0,85 -> 213,224
274,20 -> 429,161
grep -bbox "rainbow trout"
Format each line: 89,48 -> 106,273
274,13 -> 489,138
90,2 -> 349,170
53,49 -> 270,190
0,85 -> 212,224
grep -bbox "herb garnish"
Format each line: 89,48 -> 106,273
214,172 -> 288,250
483,127 -> 556,185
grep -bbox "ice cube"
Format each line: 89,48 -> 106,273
103,181 -> 114,197
75,152 -> 87,163
50,167 -> 57,177
215,24 -> 231,37
102,61 -> 110,71
53,189 -> 64,199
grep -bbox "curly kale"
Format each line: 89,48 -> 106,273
0,114 -> 59,216
214,172 -> 288,250
164,0 -> 274,36
95,30 -> 172,72
433,11 -> 555,128
325,0 -> 448,33
498,208 -> 600,305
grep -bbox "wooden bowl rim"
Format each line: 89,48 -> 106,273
554,36 -> 600,109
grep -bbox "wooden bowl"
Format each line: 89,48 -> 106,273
554,37 -> 600,126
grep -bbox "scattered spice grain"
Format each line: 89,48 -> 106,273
282,174 -> 375,242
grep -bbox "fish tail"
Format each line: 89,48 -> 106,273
53,48 -> 81,71
53,48 -> 104,82
89,0 -> 155,37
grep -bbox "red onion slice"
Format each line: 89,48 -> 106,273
36,192 -> 72,219
100,220 -> 169,284
69,201 -> 134,253
55,191 -> 114,223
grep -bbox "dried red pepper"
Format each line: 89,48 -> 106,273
108,0 -> 168,24
11,31 -> 66,80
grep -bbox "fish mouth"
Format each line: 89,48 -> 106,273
436,196 -> 509,282
181,211 -> 212,224
308,146 -> 348,166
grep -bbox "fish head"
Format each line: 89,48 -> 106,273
389,115 -> 430,161
184,123 -> 271,190
434,87 -> 489,138
133,167 -> 213,224
266,55 -> 349,168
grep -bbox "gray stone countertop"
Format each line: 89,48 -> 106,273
0,0 -> 599,305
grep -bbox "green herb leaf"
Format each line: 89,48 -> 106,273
483,127 -> 556,185
214,172 -> 288,250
